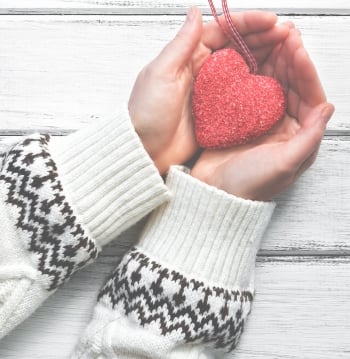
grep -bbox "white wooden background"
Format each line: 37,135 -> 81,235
0,1 -> 349,358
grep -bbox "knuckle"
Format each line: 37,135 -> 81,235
277,160 -> 295,178
142,63 -> 156,79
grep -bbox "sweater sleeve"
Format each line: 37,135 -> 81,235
72,166 -> 275,359
0,137 -> 20,170
0,107 -> 170,339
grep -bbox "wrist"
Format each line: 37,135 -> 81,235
137,166 -> 276,289
190,161 -> 225,193
132,130 -> 170,175
128,107 -> 169,175
191,161 -> 261,201
49,106 -> 170,246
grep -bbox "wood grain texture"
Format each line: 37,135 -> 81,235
0,0 -> 349,15
0,249 -> 349,358
1,3 -> 349,358
235,256 -> 350,359
265,136 -> 350,252
0,15 -> 349,131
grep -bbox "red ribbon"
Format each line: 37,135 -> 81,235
208,0 -> 258,74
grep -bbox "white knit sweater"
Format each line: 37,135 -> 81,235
0,109 -> 275,358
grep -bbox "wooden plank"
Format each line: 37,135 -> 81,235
0,253 -> 349,358
0,15 -> 349,131
265,136 -> 350,252
1,134 -> 350,252
234,256 -> 350,358
0,0 -> 349,15
0,136 -> 18,151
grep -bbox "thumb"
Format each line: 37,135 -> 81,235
284,102 -> 335,170
155,7 -> 202,70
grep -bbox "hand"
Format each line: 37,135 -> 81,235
191,26 -> 335,201
129,8 -> 290,174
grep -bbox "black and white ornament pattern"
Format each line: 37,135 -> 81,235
98,248 -> 254,352
0,134 -> 99,291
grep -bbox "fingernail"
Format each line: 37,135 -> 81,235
321,103 -> 335,122
186,7 -> 196,22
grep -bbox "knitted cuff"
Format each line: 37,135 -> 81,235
137,166 -> 276,290
49,106 -> 170,247
0,109 -> 170,339
0,135 -> 99,339
71,167 -> 276,357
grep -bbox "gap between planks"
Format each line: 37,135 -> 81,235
1,129 -> 350,136
1,8 -> 350,15
258,250 -> 350,258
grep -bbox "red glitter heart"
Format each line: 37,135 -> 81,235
193,48 -> 286,149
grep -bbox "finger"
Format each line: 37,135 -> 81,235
285,47 -> 327,121
261,28 -> 310,118
202,11 -> 278,50
244,23 -> 290,51
280,20 -> 296,29
243,24 -> 290,64
262,28 -> 302,84
290,47 -> 326,109
282,103 -> 334,170
271,28 -> 325,112
295,143 -> 321,179
154,7 -> 203,70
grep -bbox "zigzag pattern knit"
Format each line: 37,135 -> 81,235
72,166 -> 275,358
0,110 -> 169,340
1,134 -> 99,291
98,248 -> 253,352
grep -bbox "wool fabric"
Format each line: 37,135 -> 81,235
0,108 -> 169,339
72,166 -> 275,358
0,109 -> 276,357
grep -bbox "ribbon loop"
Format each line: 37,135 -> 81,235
208,0 -> 258,74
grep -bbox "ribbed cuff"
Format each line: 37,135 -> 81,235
49,106 -> 170,247
137,166 -> 275,289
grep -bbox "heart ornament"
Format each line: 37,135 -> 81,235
193,48 -> 286,149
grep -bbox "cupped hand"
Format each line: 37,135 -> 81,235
191,26 -> 335,201
129,7 -> 290,174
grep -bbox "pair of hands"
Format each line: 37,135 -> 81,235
129,7 -> 334,201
